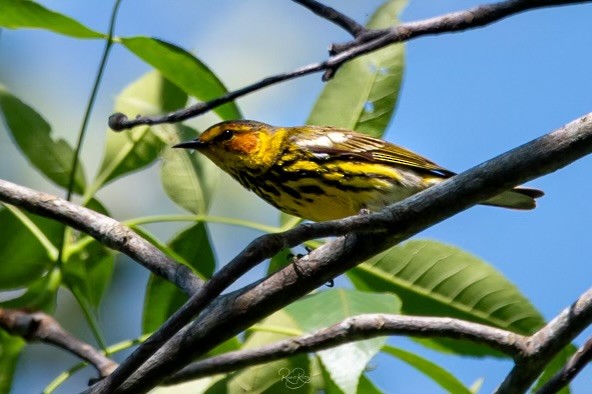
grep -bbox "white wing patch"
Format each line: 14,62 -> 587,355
295,132 -> 350,148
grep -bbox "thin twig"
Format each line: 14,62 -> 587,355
92,113 -> 592,393
535,335 -> 592,394
291,0 -> 366,37
0,181 -> 203,295
165,314 -> 525,385
108,0 -> 591,131
0,308 -> 117,378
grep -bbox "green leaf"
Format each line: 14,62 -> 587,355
62,241 -> 115,310
0,0 -> 104,38
0,207 -> 61,289
142,223 -> 215,333
348,240 -> 545,356
267,248 -> 293,275
533,346 -> 575,394
0,268 -> 60,312
160,125 -> 219,214
284,289 -> 400,394
121,36 -> 241,121
0,330 -> 25,394
92,71 -> 188,196
382,344 -> 471,394
307,0 -> 406,138
0,85 -> 86,194
358,374 -> 383,394
206,310 -> 311,394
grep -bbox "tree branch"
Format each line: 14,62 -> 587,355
291,0 -> 366,37
89,112 -> 592,393
497,286 -> 592,393
108,0 -> 591,131
0,181 -> 203,295
165,314 -> 525,385
535,335 -> 592,394
0,308 -> 117,378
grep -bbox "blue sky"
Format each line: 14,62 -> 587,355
2,0 -> 592,393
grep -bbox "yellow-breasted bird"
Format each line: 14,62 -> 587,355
174,120 -> 543,222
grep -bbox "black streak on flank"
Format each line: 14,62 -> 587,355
298,185 -> 325,195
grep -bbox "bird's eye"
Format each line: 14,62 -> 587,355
216,129 -> 234,142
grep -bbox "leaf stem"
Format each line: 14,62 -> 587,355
124,214 -> 281,234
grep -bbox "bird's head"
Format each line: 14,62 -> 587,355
174,120 -> 285,174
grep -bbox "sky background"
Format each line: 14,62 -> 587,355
1,0 -> 592,393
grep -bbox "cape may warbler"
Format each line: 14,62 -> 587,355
174,120 -> 543,222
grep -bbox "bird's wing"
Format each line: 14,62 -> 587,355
291,127 -> 455,177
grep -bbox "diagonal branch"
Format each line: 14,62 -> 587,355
0,181 -> 203,295
535,335 -> 592,394
291,0 -> 366,37
89,111 -> 592,393
108,0 -> 591,131
0,308 -> 117,378
165,314 -> 526,385
497,286 -> 592,393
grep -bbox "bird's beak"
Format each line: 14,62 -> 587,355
173,139 -> 207,149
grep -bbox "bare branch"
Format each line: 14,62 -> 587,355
0,308 -> 117,378
166,314 -> 525,385
90,112 -> 592,393
535,335 -> 592,394
108,0 -> 591,131
291,0 -> 366,37
0,181 -> 203,295
497,286 -> 592,393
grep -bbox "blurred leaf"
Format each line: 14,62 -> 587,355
63,241 -> 114,309
307,0 -> 406,138
93,71 -> 188,193
142,223 -> 215,333
160,125 -> 219,214
0,207 -> 61,289
0,0 -> 104,38
0,330 -> 24,394
86,198 -> 110,216
206,310 -> 311,394
267,248 -> 292,275
533,346 -> 575,394
317,357 -> 383,394
0,269 -> 60,312
121,36 -> 241,121
348,240 -> 545,356
382,344 -> 471,394
0,85 -> 86,194
358,374 -> 383,394
284,289 -> 400,394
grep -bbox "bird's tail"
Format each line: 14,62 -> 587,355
481,187 -> 544,210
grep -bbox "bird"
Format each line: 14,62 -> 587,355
173,120 -> 543,222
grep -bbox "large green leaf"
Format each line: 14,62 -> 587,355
0,85 -> 86,194
142,223 -> 216,333
204,310 -> 311,394
0,269 -> 61,393
0,268 -> 60,312
0,207 -> 61,289
92,71 -> 188,196
348,240 -> 545,356
382,345 -> 471,394
0,331 -> 24,394
121,36 -> 241,121
160,125 -> 219,214
0,0 -> 104,38
62,240 -> 115,310
307,0 -> 406,138
284,289 -> 401,394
